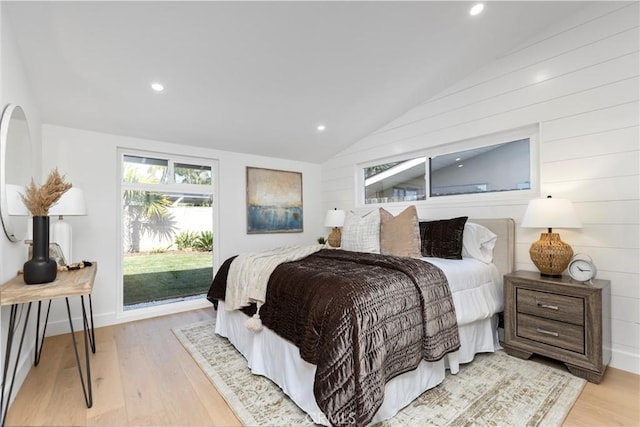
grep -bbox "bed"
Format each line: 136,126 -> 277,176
208,216 -> 515,426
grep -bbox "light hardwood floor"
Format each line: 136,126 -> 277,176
5,308 -> 639,426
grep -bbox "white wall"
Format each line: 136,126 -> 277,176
0,7 -> 43,280
41,124 -> 324,331
322,2 -> 639,374
0,5 -> 43,408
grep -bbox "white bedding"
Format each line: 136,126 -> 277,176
424,257 -> 503,325
215,257 -> 503,426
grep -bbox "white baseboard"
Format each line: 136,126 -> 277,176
42,311 -> 115,337
43,297 -> 213,337
610,348 -> 640,375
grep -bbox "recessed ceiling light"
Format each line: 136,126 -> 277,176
455,157 -> 462,162
151,82 -> 164,92
317,124 -> 326,132
470,3 -> 484,16
458,164 -> 464,168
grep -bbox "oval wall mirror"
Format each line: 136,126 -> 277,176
0,104 -> 33,242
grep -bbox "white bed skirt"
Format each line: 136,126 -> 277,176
215,301 -> 500,426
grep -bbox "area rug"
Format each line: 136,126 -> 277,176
173,320 -> 586,426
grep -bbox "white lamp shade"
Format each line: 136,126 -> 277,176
324,209 -> 346,227
521,197 -> 582,229
6,184 -> 29,215
49,187 -> 87,216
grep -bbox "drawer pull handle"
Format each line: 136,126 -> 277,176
536,328 -> 559,337
537,303 -> 559,310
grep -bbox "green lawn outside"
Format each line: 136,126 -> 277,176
123,251 -> 213,306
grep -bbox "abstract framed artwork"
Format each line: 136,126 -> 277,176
246,167 -> 303,234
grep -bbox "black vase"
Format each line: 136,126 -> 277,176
23,216 -> 57,285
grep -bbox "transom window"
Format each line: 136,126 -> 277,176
361,127 -> 537,205
430,139 -> 530,197
123,155 -> 212,185
364,158 -> 426,204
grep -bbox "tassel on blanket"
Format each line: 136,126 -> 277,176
245,313 -> 263,332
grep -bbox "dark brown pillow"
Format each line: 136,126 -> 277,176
419,217 -> 468,259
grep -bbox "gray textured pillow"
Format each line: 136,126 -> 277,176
341,210 -> 380,253
379,206 -> 421,258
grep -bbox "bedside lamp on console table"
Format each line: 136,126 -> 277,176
324,208 -> 345,248
521,195 -> 582,277
49,187 -> 87,264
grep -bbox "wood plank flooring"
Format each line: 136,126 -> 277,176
4,308 -> 639,426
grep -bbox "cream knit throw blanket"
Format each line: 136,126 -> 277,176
225,244 -> 325,331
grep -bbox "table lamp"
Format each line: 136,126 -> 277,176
521,195 -> 582,277
49,187 -> 87,263
324,208 -> 346,248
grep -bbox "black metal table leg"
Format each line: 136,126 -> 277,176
34,300 -> 52,366
64,296 -> 93,408
1,302 -> 32,427
83,295 -> 95,354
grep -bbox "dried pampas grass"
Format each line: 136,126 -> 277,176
21,168 -> 72,216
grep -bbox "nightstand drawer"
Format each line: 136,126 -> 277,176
517,313 -> 585,353
517,288 -> 584,325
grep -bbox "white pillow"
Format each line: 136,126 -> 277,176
462,222 -> 497,263
341,210 -> 381,253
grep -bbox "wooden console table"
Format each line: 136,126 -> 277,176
0,263 -> 97,426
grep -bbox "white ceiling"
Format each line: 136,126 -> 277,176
4,1 -> 590,164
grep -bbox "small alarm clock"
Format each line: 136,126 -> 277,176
568,254 -> 597,283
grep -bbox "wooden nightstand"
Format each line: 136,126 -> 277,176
503,270 -> 611,383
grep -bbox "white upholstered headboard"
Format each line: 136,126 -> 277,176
469,218 -> 515,279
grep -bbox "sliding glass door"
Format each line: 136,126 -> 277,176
120,151 -> 216,311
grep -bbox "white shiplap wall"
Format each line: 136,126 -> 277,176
321,2 -> 639,374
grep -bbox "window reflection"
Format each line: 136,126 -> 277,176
175,163 -> 212,185
364,157 -> 426,204
430,139 -> 530,197
123,155 -> 168,184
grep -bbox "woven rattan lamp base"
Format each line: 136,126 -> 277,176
327,227 -> 342,248
529,232 -> 573,277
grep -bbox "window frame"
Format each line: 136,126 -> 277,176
116,148 -> 219,322
357,125 -> 539,207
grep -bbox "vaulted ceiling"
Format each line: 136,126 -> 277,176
4,1 -> 590,163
